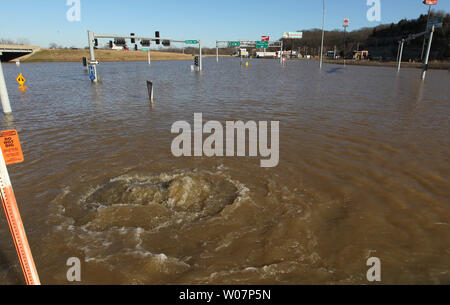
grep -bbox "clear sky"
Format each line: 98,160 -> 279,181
1,0 -> 449,48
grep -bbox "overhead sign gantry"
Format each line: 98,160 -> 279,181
215,40 -> 284,64
87,30 -> 203,82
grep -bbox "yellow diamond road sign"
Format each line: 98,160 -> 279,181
16,74 -> 26,86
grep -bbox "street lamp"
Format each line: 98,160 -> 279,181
320,0 -> 325,69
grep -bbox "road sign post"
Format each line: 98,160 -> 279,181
87,30 -> 98,83
421,0 -> 439,61
0,130 -> 40,285
421,25 -> 435,80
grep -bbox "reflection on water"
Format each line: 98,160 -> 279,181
0,59 -> 449,284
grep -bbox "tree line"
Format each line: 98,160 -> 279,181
281,11 -> 449,61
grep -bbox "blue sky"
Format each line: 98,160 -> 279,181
1,0 -> 449,48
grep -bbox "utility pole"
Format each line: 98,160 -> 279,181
320,0 -> 326,69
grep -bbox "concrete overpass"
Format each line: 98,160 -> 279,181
0,44 -> 40,62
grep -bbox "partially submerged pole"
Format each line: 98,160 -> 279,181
319,0 -> 326,69
396,41 -> 401,63
147,81 -> 154,102
280,41 -> 283,65
397,40 -> 404,72
147,48 -> 151,66
87,30 -> 98,82
0,57 -> 12,114
420,5 -> 432,61
216,41 -> 219,63
199,40 -> 203,71
421,25 -> 435,80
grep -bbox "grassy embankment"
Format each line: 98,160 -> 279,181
22,48 -> 195,63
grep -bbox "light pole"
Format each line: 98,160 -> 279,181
320,0 -> 326,69
420,1 -> 436,61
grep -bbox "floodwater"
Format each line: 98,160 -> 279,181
0,58 -> 448,284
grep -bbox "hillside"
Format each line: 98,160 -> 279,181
282,12 -> 450,61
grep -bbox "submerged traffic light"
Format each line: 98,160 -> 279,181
109,41 -> 113,48
94,39 -> 98,47
194,56 -> 199,66
130,33 -> 135,44
162,40 -> 170,47
134,44 -> 138,51
155,31 -> 160,45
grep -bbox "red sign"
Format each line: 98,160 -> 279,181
261,36 -> 270,42
423,0 -> 437,5
343,18 -> 349,27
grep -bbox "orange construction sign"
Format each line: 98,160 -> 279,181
0,129 -> 40,285
0,130 -> 24,165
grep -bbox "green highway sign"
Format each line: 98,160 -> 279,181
228,41 -> 241,47
256,41 -> 269,49
427,17 -> 443,30
185,40 -> 199,44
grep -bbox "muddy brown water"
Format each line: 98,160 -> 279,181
0,58 -> 448,284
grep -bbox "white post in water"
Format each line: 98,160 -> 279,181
0,57 -> 12,114
199,40 -> 203,71
280,41 -> 283,65
421,25 -> 435,80
397,39 -> 404,72
396,41 -> 401,63
147,48 -> 151,66
87,30 -> 98,82
216,41 -> 219,63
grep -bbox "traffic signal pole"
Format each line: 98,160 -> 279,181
0,56 -> 13,114
87,31 -> 203,79
87,30 -> 99,83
